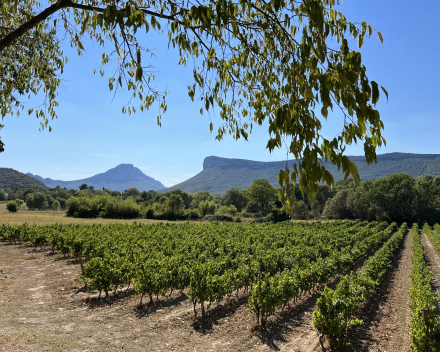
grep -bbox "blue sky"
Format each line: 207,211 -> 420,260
1,0 -> 439,187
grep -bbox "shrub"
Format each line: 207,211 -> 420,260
234,216 -> 241,222
203,214 -> 233,222
6,201 -> 18,213
52,200 -> 60,211
184,208 -> 201,220
199,200 -> 216,215
145,207 -> 155,219
266,206 -> 289,222
15,199 -> 24,208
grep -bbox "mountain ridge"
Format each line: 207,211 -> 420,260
164,152 -> 440,195
27,164 -> 164,192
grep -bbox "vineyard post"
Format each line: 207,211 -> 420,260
197,270 -> 205,316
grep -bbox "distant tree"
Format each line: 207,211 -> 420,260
79,183 -> 88,190
25,193 -> 34,208
6,201 -> 18,213
166,189 -> 194,209
52,200 -> 60,211
323,189 -> 355,219
311,201 -> 321,219
194,191 -> 214,205
126,187 -> 141,197
222,188 -> 248,212
247,179 -> 278,215
140,190 -> 153,202
414,175 -> 440,225
56,197 -> 67,210
7,192 -> 18,200
163,194 -> 185,217
32,192 -> 49,210
293,200 -> 309,220
159,196 -> 168,205
0,189 -> 6,201
199,200 -> 216,216
354,173 -> 416,223
55,188 -> 70,200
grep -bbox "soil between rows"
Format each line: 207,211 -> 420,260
346,229 -> 413,352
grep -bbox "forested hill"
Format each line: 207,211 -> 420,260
164,153 -> 440,196
0,168 -> 48,190
27,164 -> 165,192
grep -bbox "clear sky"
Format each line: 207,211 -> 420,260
1,0 -> 439,187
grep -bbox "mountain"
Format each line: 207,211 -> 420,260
0,168 -> 48,190
27,164 -> 164,192
164,153 -> 440,196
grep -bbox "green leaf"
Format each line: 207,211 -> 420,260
371,81 -> 379,105
380,86 -> 389,101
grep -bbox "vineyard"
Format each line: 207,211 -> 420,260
1,220 -> 440,351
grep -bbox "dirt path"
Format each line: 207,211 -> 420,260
0,243 -> 334,352
346,230 -> 413,352
421,232 -> 440,315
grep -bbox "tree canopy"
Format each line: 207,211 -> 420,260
1,0 -> 387,201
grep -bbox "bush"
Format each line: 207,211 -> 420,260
145,207 -> 155,219
6,201 -> 18,213
15,199 -> 24,208
184,208 -> 201,220
266,206 -> 289,222
203,214 -> 233,222
240,212 -> 254,218
52,200 -> 60,211
234,216 -> 241,222
217,204 -> 238,216
199,200 -> 216,215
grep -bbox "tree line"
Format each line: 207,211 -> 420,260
4,173 -> 440,224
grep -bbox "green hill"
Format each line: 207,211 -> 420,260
164,153 -> 440,196
0,168 -> 48,190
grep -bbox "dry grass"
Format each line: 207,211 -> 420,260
0,203 -> 166,226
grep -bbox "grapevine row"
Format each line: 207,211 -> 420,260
409,224 -> 440,351
312,222 -> 408,351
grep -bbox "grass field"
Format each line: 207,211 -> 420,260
0,203 -> 165,226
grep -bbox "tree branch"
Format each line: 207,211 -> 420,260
0,0 -> 72,53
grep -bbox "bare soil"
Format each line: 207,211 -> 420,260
346,230 -> 413,352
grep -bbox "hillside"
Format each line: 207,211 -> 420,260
27,164 -> 164,192
164,153 -> 440,195
0,168 -> 48,190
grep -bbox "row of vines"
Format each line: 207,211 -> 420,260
0,221 -> 397,323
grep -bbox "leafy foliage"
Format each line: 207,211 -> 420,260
409,224 -> 440,351
247,179 -> 277,215
1,0 -> 386,197
6,201 -> 18,212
